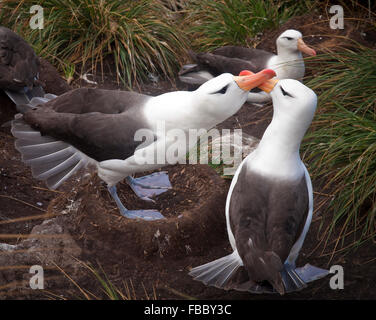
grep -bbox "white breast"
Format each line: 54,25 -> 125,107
267,55 -> 305,81
247,148 -> 305,181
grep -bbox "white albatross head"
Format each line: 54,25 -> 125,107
276,29 -> 316,57
270,78 -> 317,134
194,69 -> 276,120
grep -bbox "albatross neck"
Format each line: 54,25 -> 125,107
248,112 -> 308,179
276,46 -> 303,61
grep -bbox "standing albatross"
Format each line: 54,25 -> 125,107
189,77 -> 328,294
180,29 -> 316,103
0,26 -> 44,106
11,69 -> 276,221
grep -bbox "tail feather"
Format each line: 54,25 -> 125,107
192,256 -> 234,283
281,263 -> 329,293
4,85 -> 45,106
178,63 -> 199,76
210,260 -> 242,287
29,97 -> 51,107
189,251 -> 242,289
178,61 -> 214,86
294,263 -> 329,284
281,266 -> 307,293
178,69 -> 214,86
190,251 -> 329,294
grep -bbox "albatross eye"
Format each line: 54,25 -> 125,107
211,84 -> 229,95
280,85 -> 293,97
284,37 -> 293,40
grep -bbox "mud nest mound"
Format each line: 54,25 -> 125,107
48,164 -> 229,261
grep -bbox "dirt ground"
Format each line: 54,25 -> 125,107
0,13 -> 376,300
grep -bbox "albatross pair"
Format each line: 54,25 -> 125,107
11,69 -> 276,221
189,75 -> 328,294
180,29 -> 316,103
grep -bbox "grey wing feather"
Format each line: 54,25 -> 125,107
189,251 -> 242,289
4,86 -> 46,106
212,46 -> 275,72
12,118 -> 94,190
11,94 -> 95,190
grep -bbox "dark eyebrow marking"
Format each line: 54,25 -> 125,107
280,85 -> 294,98
211,84 -> 229,95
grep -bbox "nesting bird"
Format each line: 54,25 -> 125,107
180,29 -> 316,103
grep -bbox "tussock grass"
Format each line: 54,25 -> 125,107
0,0 -> 188,87
183,0 -> 310,51
52,260 -> 157,300
303,45 -> 376,251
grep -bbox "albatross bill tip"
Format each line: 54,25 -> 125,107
238,69 -> 276,78
258,78 -> 279,93
261,69 -> 277,78
297,38 -> 316,56
237,69 -> 278,93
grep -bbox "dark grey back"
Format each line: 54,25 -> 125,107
197,45 -> 276,75
23,88 -> 154,162
229,167 -> 308,281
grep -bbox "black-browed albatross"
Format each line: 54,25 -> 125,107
0,26 -> 44,106
11,69 -> 276,221
189,78 -> 328,294
180,29 -> 316,103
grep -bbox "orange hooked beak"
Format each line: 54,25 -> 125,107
235,69 -> 278,93
297,38 -> 316,56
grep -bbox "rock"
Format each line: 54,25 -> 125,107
0,217 -> 82,297
22,217 -> 82,269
